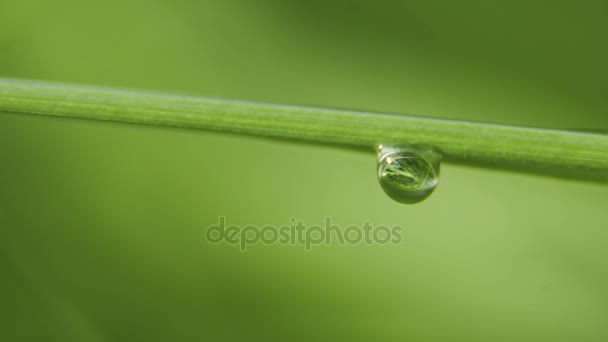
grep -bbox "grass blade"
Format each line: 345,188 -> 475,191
1,78 -> 607,182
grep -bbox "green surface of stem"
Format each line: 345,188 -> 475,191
1,78 -> 607,182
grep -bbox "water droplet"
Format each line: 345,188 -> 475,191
377,144 -> 442,204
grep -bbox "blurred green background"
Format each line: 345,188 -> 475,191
1,0 -> 608,340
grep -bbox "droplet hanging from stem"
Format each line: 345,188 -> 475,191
377,144 -> 442,204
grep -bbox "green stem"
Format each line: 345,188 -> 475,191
1,78 -> 607,182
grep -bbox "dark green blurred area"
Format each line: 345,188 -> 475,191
1,0 -> 607,341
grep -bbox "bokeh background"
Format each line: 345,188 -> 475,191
1,0 -> 608,340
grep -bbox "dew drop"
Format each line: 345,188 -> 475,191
377,144 -> 442,204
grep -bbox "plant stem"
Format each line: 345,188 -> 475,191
1,78 -> 607,182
